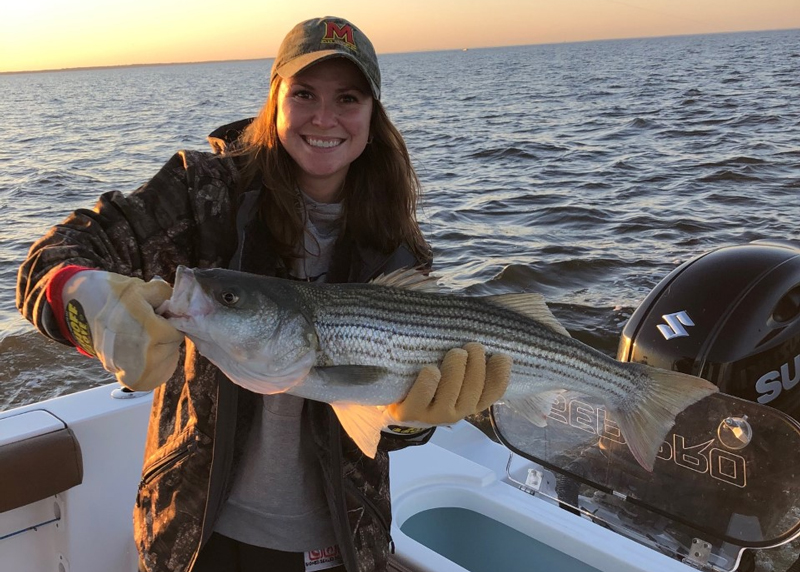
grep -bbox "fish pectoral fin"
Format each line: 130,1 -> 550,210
483,293 -> 570,337
505,390 -> 565,427
316,365 -> 389,386
331,402 -> 390,459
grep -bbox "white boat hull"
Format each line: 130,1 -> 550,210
1,383 -> 695,572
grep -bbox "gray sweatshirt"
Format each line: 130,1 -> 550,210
214,193 -> 343,551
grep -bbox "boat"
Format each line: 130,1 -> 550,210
5,241 -> 800,572
3,376 -> 800,572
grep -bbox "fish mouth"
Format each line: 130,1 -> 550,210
158,266 -> 213,323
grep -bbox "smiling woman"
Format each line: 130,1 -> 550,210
276,59 -> 374,202
13,13 -> 513,572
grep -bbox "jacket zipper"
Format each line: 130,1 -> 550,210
344,480 -> 394,552
139,440 -> 196,487
330,412 -> 361,571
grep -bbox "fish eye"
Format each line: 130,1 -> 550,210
218,290 -> 240,306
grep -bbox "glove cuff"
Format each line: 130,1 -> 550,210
45,265 -> 94,356
384,426 -> 428,436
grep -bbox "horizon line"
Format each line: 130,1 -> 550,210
1,26 -> 797,76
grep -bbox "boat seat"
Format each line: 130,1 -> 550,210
0,411 -> 83,513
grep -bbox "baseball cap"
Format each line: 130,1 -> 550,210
271,17 -> 381,100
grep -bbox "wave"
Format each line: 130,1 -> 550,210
659,128 -> 715,138
626,117 -> 655,129
529,205 -> 615,228
467,147 -> 540,160
699,156 -> 767,168
698,170 -> 763,182
727,114 -> 784,127
467,143 -> 567,160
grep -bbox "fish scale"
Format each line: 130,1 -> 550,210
164,266 -> 718,470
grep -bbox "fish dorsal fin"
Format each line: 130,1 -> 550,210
485,293 -> 571,337
370,267 -> 440,292
330,402 -> 392,458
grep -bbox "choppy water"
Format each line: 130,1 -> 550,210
1,29 -> 799,412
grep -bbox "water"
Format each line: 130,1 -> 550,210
2,30 -> 799,411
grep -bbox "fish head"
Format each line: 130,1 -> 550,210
161,266 -> 318,394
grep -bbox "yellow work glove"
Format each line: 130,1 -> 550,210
58,270 -> 184,391
388,342 -> 512,425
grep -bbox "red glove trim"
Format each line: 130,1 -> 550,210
46,265 -> 93,356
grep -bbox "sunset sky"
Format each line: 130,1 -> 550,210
1,0 -> 799,73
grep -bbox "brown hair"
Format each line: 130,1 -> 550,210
232,75 -> 429,265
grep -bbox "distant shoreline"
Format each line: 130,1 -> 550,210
0,57 -> 271,76
2,27 -> 797,76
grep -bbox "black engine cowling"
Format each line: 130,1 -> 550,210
618,240 -> 800,419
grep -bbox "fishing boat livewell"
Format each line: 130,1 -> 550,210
3,241 -> 800,572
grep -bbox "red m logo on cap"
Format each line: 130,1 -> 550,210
323,22 -> 356,49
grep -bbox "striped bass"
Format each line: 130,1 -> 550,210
161,266 -> 717,471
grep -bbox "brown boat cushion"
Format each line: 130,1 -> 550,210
0,422 -> 83,513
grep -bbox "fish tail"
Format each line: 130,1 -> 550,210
610,366 -> 718,472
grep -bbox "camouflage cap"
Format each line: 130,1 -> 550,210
271,16 -> 381,100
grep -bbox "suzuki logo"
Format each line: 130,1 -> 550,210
755,353 -> 800,404
657,311 -> 695,340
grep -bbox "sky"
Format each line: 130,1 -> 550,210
1,0 -> 799,73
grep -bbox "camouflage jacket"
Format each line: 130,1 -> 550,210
16,145 -> 433,572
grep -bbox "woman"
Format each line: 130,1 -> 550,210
16,16 -> 511,572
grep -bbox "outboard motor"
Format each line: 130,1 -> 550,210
492,240 -> 800,572
618,239 -> 800,419
617,240 -> 800,571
